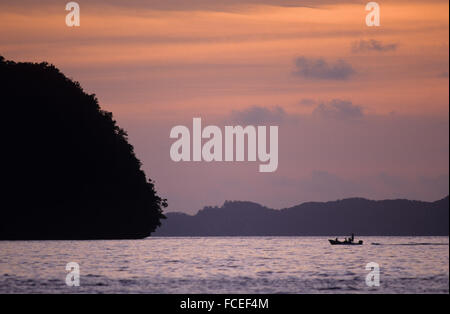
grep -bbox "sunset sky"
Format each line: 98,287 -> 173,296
1,0 -> 448,213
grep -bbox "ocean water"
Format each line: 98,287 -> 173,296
0,237 -> 448,294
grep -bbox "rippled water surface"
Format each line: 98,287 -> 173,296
0,237 -> 448,293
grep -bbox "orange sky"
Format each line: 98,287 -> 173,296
1,0 -> 448,116
0,0 -> 448,212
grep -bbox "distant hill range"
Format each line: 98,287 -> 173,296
154,196 -> 449,236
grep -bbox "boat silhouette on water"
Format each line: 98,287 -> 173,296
328,239 -> 363,245
329,233 -> 363,245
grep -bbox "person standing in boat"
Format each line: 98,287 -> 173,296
350,233 -> 355,243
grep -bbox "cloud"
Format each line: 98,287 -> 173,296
313,99 -> 364,120
298,98 -> 317,106
229,100 -> 364,125
0,0 -> 371,13
351,39 -> 398,53
229,106 -> 288,124
294,57 -> 355,80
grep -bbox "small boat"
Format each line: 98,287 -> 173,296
329,239 -> 363,245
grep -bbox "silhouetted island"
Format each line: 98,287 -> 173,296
0,56 -> 166,240
154,196 -> 449,236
